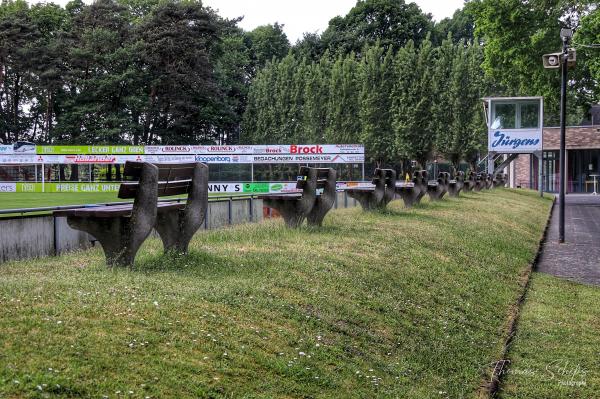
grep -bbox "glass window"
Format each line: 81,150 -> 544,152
491,103 -> 516,129
520,103 -> 540,128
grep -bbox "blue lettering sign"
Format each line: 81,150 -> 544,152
491,131 -> 540,150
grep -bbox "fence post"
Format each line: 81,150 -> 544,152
228,198 -> 233,225
249,197 -> 253,222
53,215 -> 59,256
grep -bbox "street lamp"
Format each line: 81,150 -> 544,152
542,28 -> 575,243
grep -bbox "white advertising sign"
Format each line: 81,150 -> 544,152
0,182 -> 16,192
0,155 -> 37,164
488,129 -> 542,153
251,154 -> 364,164
146,144 -> 364,155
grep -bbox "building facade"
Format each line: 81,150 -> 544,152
511,124 -> 600,193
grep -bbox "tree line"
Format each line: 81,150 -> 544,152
242,37 -> 487,169
1,0 -> 598,169
0,0 -> 292,145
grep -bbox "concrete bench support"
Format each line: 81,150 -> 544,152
306,168 -> 337,227
63,163 -> 159,266
448,171 -> 465,198
155,163 -> 209,253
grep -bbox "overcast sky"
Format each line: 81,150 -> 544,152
32,0 -> 465,43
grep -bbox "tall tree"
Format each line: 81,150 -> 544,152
470,0 -> 595,124
320,0 -> 433,55
325,53 -> 361,144
245,23 -> 290,76
359,43 -> 394,165
392,37 -> 436,168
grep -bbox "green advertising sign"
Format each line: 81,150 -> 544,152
37,146 -> 145,155
16,182 -> 122,193
13,182 -> 296,194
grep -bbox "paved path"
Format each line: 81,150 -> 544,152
537,194 -> 600,286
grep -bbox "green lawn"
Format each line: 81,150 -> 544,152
0,189 -> 552,398
0,192 -> 251,214
0,192 -> 124,211
499,273 -> 600,398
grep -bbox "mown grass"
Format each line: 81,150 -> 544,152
499,273 -> 600,398
0,193 -> 120,210
0,192 -> 251,216
0,189 -> 552,398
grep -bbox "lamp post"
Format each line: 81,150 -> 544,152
543,28 -> 575,243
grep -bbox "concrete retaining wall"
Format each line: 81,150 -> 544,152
1,192 -> 358,264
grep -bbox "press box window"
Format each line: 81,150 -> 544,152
491,101 -> 540,129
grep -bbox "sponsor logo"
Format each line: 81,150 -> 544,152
164,146 -> 191,152
65,155 -> 117,164
0,145 -> 13,154
265,147 -> 284,153
195,155 -> 231,163
270,183 -> 283,191
0,183 -> 16,192
491,131 -> 540,149
290,144 -> 323,154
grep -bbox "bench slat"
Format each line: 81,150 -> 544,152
123,162 -> 197,181
54,202 -> 185,218
119,180 -> 192,199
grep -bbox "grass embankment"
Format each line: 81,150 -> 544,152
500,273 -> 600,398
0,189 -> 551,398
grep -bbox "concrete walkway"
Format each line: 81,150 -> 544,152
537,194 -> 600,286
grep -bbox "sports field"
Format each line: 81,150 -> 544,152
0,192 -> 251,213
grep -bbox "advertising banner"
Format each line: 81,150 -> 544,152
487,129 -> 542,153
251,154 -> 364,164
2,145 -> 364,164
5,181 -> 365,194
0,155 -> 37,164
0,145 -> 13,155
0,182 -> 16,192
38,145 -> 145,155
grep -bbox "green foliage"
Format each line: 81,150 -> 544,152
325,53 -> 361,144
0,0 -> 250,145
469,0 -> 596,124
320,0 -> 433,55
243,36 -> 489,168
245,22 -> 290,75
359,44 -> 395,165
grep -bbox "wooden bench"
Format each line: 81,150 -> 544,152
346,168 -> 396,210
427,172 -> 450,201
257,166 -> 318,228
395,170 -> 427,208
54,161 -> 208,266
448,171 -> 465,198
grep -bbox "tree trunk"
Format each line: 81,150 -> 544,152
107,164 -> 113,181
115,164 -> 122,181
70,165 -> 79,181
59,165 -> 66,181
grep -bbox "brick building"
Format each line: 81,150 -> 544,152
511,121 -> 600,192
